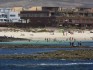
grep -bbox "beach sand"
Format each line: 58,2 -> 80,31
0,28 -> 93,42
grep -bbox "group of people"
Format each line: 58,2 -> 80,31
45,38 -> 57,42
70,41 -> 82,47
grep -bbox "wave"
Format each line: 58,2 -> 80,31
35,63 -> 93,66
2,62 -> 93,67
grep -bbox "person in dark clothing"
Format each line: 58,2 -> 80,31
78,41 -> 82,47
72,42 -> 74,46
79,41 -> 82,46
78,42 -> 80,46
70,42 -> 74,47
70,42 -> 72,46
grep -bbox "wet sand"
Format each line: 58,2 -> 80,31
0,44 -> 92,48
0,49 -> 93,60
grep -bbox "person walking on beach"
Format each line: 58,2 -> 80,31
69,37 -> 76,47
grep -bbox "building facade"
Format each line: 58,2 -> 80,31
0,8 -> 20,23
20,7 -> 93,27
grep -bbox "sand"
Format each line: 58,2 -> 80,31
0,28 -> 93,42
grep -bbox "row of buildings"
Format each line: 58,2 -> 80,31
1,7 -> 93,27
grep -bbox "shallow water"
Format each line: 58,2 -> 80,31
0,48 -> 62,55
0,59 -> 93,70
0,41 -> 93,47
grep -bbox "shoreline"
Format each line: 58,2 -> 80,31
0,44 -> 93,48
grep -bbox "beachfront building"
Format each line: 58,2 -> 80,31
57,7 -> 93,28
0,8 -> 20,23
0,12 -> 7,22
7,11 -> 20,23
42,7 -> 59,12
19,7 -> 59,26
0,8 -> 10,22
11,7 -> 24,13
28,6 -> 42,11
19,7 -> 93,27
20,11 -> 55,26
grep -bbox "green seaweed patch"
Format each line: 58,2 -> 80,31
0,49 -> 93,60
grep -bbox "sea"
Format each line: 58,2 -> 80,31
0,41 -> 93,70
0,59 -> 93,70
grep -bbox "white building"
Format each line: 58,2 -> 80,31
7,11 -> 20,22
0,12 -> 7,22
0,8 -> 11,13
0,8 -> 20,23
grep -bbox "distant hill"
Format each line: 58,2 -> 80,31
0,0 -> 93,8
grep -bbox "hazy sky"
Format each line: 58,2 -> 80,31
0,0 -> 93,8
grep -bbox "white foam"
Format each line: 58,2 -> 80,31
6,62 -> 93,66
36,63 -> 93,66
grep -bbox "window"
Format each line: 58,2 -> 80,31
10,15 -> 16,17
4,19 -> 6,21
0,19 -> 3,21
0,15 -> 1,18
2,14 -> 7,18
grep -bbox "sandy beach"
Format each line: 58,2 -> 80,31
0,27 -> 93,42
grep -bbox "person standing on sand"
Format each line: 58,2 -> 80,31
69,37 -> 74,47
45,38 -> 46,41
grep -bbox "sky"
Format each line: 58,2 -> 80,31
0,0 -> 93,8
